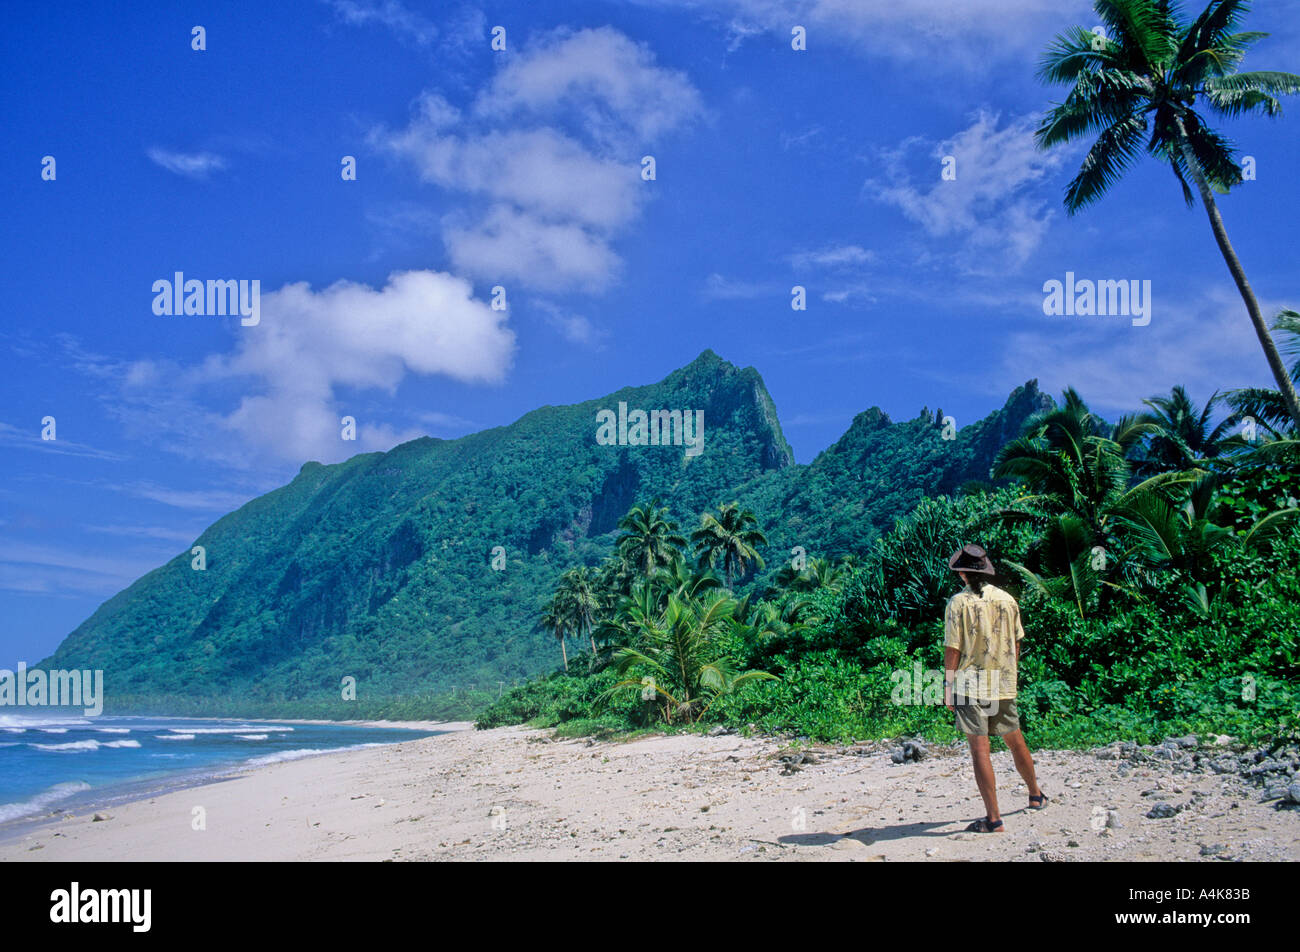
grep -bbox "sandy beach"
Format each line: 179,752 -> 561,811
2,723 -> 1295,862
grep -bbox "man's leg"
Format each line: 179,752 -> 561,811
967,734 -> 1001,826
1001,729 -> 1044,805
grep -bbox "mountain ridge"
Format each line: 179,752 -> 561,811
42,351 -> 1050,701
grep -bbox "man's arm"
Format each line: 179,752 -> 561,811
944,646 -> 961,711
1013,600 -> 1025,661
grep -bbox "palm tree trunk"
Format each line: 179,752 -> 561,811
1176,123 -> 1300,429
560,638 -> 568,673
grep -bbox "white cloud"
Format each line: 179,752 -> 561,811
146,148 -> 227,179
0,422 -> 127,461
701,272 -> 777,300
391,121 -> 639,231
85,524 -> 205,544
0,541 -> 163,597
474,26 -> 703,148
866,111 -> 1066,274
412,409 -> 478,431
443,204 -> 622,292
789,244 -> 874,270
532,300 -> 606,347
994,288 -> 1289,414
373,27 -> 702,292
118,271 -> 515,465
637,0 -> 1093,68
322,0 -> 438,46
112,482 -> 258,512
821,284 -> 876,306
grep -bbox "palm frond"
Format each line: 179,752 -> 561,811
1241,507 -> 1300,550
1062,112 -> 1149,212
1038,25 -> 1120,84
1094,0 -> 1178,70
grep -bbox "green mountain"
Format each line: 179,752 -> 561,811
738,380 -> 1053,576
41,352 -> 1049,703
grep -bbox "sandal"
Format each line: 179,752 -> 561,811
1029,792 -> 1048,809
965,817 -> 1004,833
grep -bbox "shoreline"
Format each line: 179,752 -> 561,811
0,717 -> 472,845
3,724 -> 1294,862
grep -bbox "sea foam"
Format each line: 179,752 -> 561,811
0,781 -> 92,823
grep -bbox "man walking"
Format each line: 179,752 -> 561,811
943,544 -> 1046,833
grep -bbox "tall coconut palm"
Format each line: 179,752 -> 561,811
539,599 -> 569,673
1036,0 -> 1300,428
555,566 -> 601,656
615,501 -> 687,578
595,552 -> 637,613
691,502 -> 768,588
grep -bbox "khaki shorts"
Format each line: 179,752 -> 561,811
954,698 -> 1020,737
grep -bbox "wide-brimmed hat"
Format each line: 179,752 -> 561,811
948,543 -> 996,576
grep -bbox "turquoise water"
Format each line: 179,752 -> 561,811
0,711 -> 439,826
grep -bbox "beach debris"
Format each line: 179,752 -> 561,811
1144,802 -> 1181,819
890,741 -> 927,764
92,813 -> 112,822
1039,850 -> 1074,862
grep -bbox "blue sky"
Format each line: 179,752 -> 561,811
3,0 -> 1299,659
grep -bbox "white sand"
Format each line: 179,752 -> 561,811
2,724 -> 1295,861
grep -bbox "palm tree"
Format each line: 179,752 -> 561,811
993,389 -> 1200,614
1136,385 -> 1241,473
1113,471 -> 1298,615
691,502 -> 768,588
595,552 -> 637,611
539,599 -> 569,673
1007,513 -> 1111,618
774,555 -> 853,594
1226,309 -> 1300,437
598,587 -> 777,724
554,566 -> 601,656
728,594 -> 813,663
1036,0 -> 1300,429
993,389 -> 1159,539
615,501 -> 687,578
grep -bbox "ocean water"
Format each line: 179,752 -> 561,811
0,711 -> 440,827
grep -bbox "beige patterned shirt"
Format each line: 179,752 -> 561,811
944,583 -> 1024,701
